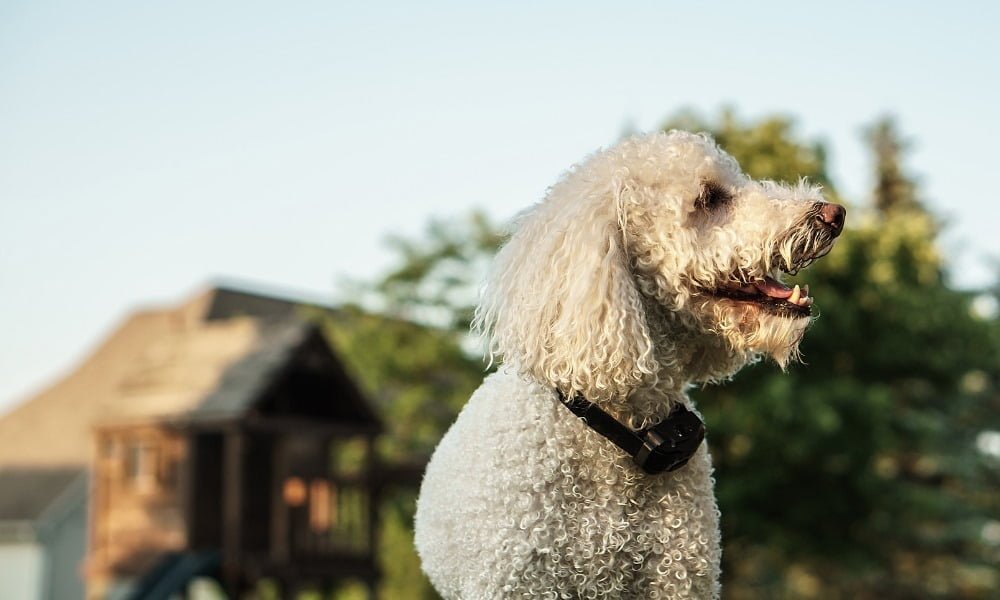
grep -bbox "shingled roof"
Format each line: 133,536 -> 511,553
0,285 -> 357,468
0,467 -> 85,521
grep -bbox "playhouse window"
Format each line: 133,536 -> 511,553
124,440 -> 158,491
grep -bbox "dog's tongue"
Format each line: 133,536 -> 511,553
752,276 -> 793,299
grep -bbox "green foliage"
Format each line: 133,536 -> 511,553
325,111 -> 999,598
663,108 -> 835,192
318,217 -> 500,599
321,305 -> 485,461
319,305 -> 480,600
377,492 -> 439,600
363,210 -> 505,332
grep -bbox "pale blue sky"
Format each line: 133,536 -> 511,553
1,1 -> 998,412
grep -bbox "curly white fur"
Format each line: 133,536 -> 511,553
415,131 -> 842,599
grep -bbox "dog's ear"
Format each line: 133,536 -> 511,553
474,175 -> 658,403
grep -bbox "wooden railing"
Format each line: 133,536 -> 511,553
284,478 -> 372,558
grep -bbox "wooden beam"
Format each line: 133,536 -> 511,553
372,460 -> 429,489
222,429 -> 244,594
257,554 -> 378,579
182,432 -> 197,549
242,415 -> 381,437
270,436 -> 290,563
365,435 -> 378,556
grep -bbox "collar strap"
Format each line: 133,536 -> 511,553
557,391 -> 705,474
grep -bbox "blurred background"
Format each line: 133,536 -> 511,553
1,1 -> 997,599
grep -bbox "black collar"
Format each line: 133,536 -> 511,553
557,391 -> 705,474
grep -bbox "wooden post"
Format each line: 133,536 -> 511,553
365,433 -> 379,598
223,428 -> 245,595
271,435 -> 290,562
366,434 -> 378,555
181,432 -> 197,548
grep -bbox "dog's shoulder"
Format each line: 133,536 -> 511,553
455,368 -> 558,435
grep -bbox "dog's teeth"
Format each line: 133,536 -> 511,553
789,285 -> 801,304
803,297 -> 814,306
803,285 -> 809,297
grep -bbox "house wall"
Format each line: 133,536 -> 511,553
88,425 -> 188,598
41,488 -> 87,600
0,542 -> 45,599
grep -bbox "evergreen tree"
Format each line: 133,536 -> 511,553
866,117 -> 920,214
319,213 -> 503,600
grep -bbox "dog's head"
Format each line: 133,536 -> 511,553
475,131 -> 844,405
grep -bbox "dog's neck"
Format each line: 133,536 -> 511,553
643,294 -> 753,379
599,295 -> 752,429
613,382 -> 688,431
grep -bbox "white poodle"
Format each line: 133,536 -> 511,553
414,131 -> 845,599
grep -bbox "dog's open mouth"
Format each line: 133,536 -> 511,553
714,275 -> 813,317
707,233 -> 840,318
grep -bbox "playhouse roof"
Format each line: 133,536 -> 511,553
0,285 -> 375,469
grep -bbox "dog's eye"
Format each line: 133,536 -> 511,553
697,182 -> 732,211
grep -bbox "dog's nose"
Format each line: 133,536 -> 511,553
814,202 -> 846,237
